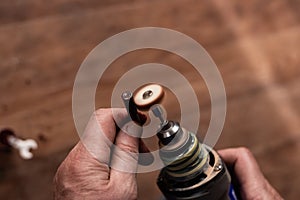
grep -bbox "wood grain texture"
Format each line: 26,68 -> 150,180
0,0 -> 299,199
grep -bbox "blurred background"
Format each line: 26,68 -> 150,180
0,0 -> 299,199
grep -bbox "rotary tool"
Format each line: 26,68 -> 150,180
122,83 -> 238,200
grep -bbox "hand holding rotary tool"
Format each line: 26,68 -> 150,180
53,83 -> 283,200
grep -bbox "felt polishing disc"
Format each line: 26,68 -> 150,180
133,84 -> 164,109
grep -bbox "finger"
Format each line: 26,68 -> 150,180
139,139 -> 150,153
138,139 -> 154,165
218,147 -> 266,188
109,126 -> 140,189
110,122 -> 141,175
114,122 -> 154,167
81,108 -> 128,164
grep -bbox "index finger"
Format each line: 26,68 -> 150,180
218,147 -> 266,189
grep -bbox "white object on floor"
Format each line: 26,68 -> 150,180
7,136 -> 38,159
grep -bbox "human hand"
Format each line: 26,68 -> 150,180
218,147 -> 283,200
54,108 -> 151,200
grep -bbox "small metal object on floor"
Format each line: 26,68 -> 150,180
0,128 -> 38,160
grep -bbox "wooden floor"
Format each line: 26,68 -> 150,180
0,0 -> 300,199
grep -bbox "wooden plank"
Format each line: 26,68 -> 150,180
0,0 -> 139,25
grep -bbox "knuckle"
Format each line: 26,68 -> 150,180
238,147 -> 253,157
93,108 -> 111,119
117,142 -> 138,154
54,161 -> 70,187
